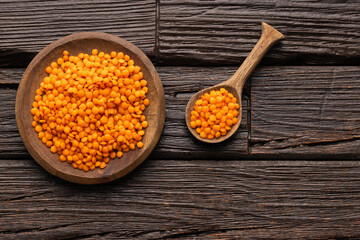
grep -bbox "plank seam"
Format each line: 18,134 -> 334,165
154,0 -> 160,64
247,79 -> 252,156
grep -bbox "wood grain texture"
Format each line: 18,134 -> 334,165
159,0 -> 360,65
2,159 -> 360,239
0,69 -> 21,84
0,66 -> 249,160
250,66 -> 360,158
0,0 -> 156,67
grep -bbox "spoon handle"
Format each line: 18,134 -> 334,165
228,22 -> 285,91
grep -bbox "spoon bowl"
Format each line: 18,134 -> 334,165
16,32 -> 165,184
186,22 -> 285,143
186,85 -> 242,143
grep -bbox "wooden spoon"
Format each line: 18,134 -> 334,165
185,22 -> 285,143
16,32 -> 165,184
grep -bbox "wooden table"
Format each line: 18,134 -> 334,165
1,1 -> 360,239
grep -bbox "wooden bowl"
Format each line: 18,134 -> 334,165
15,32 -> 165,184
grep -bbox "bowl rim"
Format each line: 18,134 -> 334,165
15,32 -> 165,184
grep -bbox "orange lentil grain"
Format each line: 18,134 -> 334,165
189,88 -> 238,139
31,49 -> 150,172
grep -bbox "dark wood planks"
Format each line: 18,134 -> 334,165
0,0 -> 156,67
250,66 -> 360,158
159,0 -> 360,65
2,159 -> 360,239
2,1 -> 359,67
0,67 -> 248,159
3,66 -> 360,159
0,86 -> 25,159
0,69 -> 21,84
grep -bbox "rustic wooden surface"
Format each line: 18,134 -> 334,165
251,66 -> 360,159
159,0 -> 360,65
1,0 -> 360,239
0,0 -> 156,67
2,160 -> 360,239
